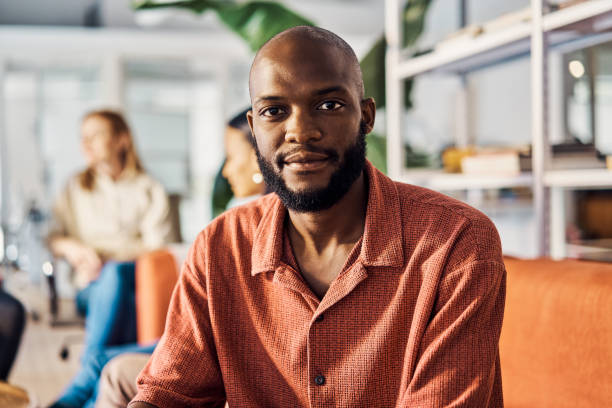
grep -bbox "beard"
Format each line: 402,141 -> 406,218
255,122 -> 367,213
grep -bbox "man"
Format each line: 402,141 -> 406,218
130,26 -> 505,407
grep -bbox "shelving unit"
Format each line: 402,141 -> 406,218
385,0 -> 612,257
397,169 -> 533,191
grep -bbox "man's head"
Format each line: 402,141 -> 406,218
247,26 -> 376,212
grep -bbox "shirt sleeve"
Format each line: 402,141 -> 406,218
130,234 -> 226,408
402,258 -> 506,407
140,179 -> 175,249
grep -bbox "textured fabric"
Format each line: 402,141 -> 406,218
500,257 -> 612,407
132,162 -> 506,407
49,170 -> 173,287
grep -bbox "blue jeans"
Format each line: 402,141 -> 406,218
52,261 -> 146,408
50,342 -> 156,408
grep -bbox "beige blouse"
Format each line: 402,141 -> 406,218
49,169 -> 175,266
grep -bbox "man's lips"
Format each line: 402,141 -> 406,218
283,151 -> 331,171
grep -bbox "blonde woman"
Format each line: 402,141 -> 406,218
48,110 -> 173,408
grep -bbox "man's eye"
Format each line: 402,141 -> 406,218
317,101 -> 343,111
262,107 -> 284,117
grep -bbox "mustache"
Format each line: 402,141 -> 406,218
275,145 -> 339,168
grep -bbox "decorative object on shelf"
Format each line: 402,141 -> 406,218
441,147 -> 475,173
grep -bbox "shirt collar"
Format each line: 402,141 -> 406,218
251,161 -> 404,276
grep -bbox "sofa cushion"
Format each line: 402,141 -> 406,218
501,257 -> 612,407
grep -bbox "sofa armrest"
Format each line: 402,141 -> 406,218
135,249 -> 180,345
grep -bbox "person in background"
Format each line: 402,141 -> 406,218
93,108 -> 266,407
222,108 -> 267,206
48,109 -> 174,408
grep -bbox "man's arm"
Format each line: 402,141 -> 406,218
402,216 -> 506,407
403,259 -> 505,407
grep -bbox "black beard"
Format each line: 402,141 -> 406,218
255,122 -> 367,213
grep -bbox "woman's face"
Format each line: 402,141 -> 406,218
222,126 -> 264,198
80,115 -> 122,167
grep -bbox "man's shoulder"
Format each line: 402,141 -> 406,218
391,180 -> 503,271
393,181 -> 493,227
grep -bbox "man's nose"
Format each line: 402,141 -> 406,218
284,109 -> 322,144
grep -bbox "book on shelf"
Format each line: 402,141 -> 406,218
442,146 -> 530,176
461,150 -> 522,176
550,143 -> 607,170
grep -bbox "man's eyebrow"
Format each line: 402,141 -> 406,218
253,95 -> 283,105
314,86 -> 348,96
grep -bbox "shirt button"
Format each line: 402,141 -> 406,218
314,375 -> 326,386
315,314 -> 324,322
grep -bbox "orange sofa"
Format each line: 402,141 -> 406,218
134,252 -> 612,405
134,249 -> 183,345
501,257 -> 612,407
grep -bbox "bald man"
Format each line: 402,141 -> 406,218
130,26 -> 505,407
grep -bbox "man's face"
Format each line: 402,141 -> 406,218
248,37 -> 375,212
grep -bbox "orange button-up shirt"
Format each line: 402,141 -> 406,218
132,162 -> 506,407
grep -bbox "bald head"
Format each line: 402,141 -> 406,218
249,26 -> 364,100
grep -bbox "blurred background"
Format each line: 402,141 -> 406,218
1,0 -> 612,406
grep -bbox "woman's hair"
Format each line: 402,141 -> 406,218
227,108 -> 255,147
79,109 -> 144,191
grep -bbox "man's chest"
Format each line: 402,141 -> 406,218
208,267 -> 425,407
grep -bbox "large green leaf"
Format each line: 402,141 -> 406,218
403,0 -> 431,47
133,0 -> 314,51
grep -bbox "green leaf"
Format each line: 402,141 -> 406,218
360,37 -> 386,109
403,0 -> 432,47
133,0 -> 314,52
215,2 -> 314,51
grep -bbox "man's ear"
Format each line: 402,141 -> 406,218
246,110 -> 258,146
360,97 -> 376,134
246,110 -> 254,136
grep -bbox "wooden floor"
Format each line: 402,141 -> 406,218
5,274 -> 84,407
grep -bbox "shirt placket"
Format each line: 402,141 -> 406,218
306,263 -> 368,408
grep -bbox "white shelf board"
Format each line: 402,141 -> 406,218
543,0 -> 612,32
395,0 -> 612,79
544,168 -> 612,188
396,22 -> 531,78
396,169 -> 533,190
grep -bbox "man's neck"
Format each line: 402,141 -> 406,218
286,172 -> 367,256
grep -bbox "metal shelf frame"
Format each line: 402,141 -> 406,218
385,0 -> 612,258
